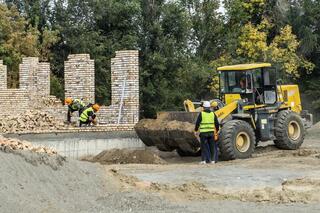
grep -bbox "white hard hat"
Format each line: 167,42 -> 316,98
203,101 -> 210,108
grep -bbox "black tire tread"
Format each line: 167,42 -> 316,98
219,120 -> 256,160
274,110 -> 305,150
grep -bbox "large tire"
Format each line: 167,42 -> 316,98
176,149 -> 201,157
219,120 -> 255,160
274,110 -> 305,150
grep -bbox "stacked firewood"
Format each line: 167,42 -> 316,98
0,136 -> 57,155
0,110 -> 66,133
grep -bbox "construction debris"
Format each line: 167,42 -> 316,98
36,96 -> 63,109
0,110 -> 66,133
86,149 -> 167,165
0,136 -> 57,155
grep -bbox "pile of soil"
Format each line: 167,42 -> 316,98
88,149 -> 167,165
309,121 -> 320,131
0,144 -> 177,212
0,110 -> 66,133
134,112 -> 199,151
0,136 -> 57,155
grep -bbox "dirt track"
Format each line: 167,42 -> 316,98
1,129 -> 320,212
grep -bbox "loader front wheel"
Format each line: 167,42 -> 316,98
274,110 -> 305,150
219,120 -> 255,160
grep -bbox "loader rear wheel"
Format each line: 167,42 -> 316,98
274,110 -> 305,150
219,120 -> 255,160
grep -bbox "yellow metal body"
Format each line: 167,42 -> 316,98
223,84 -> 302,114
185,63 -> 302,124
217,63 -> 272,71
277,85 -> 302,113
215,101 -> 238,121
184,100 -> 196,112
224,94 -> 241,105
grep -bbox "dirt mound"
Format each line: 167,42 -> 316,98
308,122 -> 320,137
310,121 -> 320,131
0,110 -> 66,133
113,168 -> 320,204
0,136 -> 57,155
166,120 -> 194,132
89,149 -> 167,165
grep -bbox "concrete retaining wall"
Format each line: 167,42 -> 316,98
6,131 -> 145,159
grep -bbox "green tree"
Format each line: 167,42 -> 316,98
0,4 -> 39,87
287,0 -> 320,116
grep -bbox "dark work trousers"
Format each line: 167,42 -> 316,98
79,120 -> 90,127
200,132 -> 219,163
210,139 -> 219,163
79,114 -> 96,127
200,132 -> 214,163
67,108 -> 84,122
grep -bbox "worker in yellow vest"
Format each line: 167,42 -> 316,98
194,101 -> 220,164
64,97 -> 86,123
79,104 -> 100,127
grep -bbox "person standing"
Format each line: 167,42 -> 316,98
194,101 -> 220,164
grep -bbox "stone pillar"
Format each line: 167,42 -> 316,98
64,54 -> 95,103
19,57 -> 39,90
111,50 -> 139,124
0,60 -> 7,90
19,57 -> 51,99
37,62 -> 51,97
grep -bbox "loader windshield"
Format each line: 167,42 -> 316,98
220,71 -> 252,94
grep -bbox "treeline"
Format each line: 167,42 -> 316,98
0,0 -> 319,118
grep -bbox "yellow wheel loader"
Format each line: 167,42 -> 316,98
135,63 -> 313,160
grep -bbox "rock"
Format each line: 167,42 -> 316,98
0,137 -> 57,155
0,109 -> 67,133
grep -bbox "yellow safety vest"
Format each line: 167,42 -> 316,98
71,99 -> 85,110
79,107 -> 94,122
199,112 -> 215,133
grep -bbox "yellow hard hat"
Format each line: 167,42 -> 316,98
92,104 -> 100,112
65,97 -> 72,105
211,101 -> 218,108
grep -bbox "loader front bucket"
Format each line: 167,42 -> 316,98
134,112 -> 201,155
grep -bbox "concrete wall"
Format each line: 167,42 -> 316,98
7,131 -> 145,159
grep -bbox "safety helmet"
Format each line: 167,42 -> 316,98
203,101 -> 210,108
92,104 -> 100,112
210,101 -> 218,108
65,97 -> 72,105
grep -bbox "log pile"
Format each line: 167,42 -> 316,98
0,136 -> 57,155
0,110 -> 66,133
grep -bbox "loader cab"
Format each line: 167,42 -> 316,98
218,63 -> 277,106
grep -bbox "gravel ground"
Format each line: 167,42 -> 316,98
0,129 -> 320,212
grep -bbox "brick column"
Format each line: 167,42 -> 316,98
64,54 -> 95,103
19,57 -> 39,90
37,63 -> 50,97
111,50 -> 139,124
0,60 -> 7,90
19,57 -> 51,99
